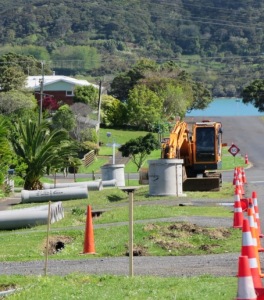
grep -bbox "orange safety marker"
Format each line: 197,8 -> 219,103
240,197 -> 249,212
236,167 -> 245,196
241,219 -> 263,288
233,167 -> 238,185
241,167 -> 247,184
248,198 -> 264,252
235,180 -> 243,199
236,256 -> 257,300
82,205 -> 96,254
252,191 -> 264,238
245,154 -> 249,164
248,198 -> 264,253
233,190 -> 243,229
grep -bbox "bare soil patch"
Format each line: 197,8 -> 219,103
42,235 -> 74,255
144,222 -> 232,254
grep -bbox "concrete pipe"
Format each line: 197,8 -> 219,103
21,187 -> 88,203
0,209 -> 56,230
43,182 -> 88,189
43,181 -> 103,191
101,164 -> 125,187
19,202 -> 64,221
101,179 -> 117,187
0,201 -> 66,230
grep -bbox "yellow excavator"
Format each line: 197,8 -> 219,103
161,120 -> 223,191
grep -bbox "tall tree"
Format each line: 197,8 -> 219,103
0,52 -> 52,91
127,85 -> 162,130
0,91 -> 37,115
119,133 -> 160,171
241,79 -> 264,111
10,119 -> 78,190
101,95 -> 128,127
110,59 -> 158,101
52,104 -> 76,131
73,85 -> 99,109
0,116 -> 12,185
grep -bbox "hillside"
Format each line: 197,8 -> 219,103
1,0 -> 264,96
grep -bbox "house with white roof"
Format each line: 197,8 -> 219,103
26,74 -> 99,105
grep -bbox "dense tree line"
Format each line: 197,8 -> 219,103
1,1 -> 264,96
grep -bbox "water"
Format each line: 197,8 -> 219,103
186,98 -> 264,117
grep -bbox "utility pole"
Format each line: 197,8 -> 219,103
38,61 -> 45,125
97,80 -> 102,146
97,80 -> 102,123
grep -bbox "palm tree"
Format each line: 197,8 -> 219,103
10,119 -> 78,190
0,116 -> 12,185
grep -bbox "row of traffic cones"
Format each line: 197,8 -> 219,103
237,255 -> 264,300
233,167 -> 264,299
237,218 -> 264,299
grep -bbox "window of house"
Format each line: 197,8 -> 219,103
66,90 -> 74,96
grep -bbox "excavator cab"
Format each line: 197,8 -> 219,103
192,122 -> 222,174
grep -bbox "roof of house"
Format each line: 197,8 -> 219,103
26,75 -> 99,89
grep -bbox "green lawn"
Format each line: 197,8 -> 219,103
0,128 -> 245,300
0,274 -> 237,300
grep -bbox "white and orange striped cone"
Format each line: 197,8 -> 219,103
248,198 -> 264,253
233,167 -> 238,185
241,219 -> 263,288
233,189 -> 244,229
236,256 -> 257,300
241,167 -> 247,184
236,168 -> 245,196
235,180 -> 243,199
245,154 -> 249,164
252,191 -> 264,238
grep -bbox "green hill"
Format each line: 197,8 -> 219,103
1,0 -> 264,96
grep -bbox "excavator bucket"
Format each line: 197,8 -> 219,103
183,172 -> 222,192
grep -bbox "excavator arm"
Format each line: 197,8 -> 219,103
161,121 -> 191,160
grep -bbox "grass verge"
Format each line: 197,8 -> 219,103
0,274 -> 237,300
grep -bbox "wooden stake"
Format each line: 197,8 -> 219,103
44,201 -> 51,276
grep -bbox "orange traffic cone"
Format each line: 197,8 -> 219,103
241,219 -> 263,288
83,205 -> 96,254
248,198 -> 264,253
245,154 -> 249,164
233,167 -> 238,185
241,167 -> 247,184
236,256 -> 257,300
236,168 -> 245,196
252,191 -> 264,238
235,180 -> 243,199
233,190 -> 243,229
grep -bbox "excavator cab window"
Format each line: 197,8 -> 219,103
195,127 -> 215,162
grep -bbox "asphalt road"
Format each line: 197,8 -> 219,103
1,116 -> 264,278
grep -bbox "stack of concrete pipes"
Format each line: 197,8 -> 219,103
0,201 -> 64,230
